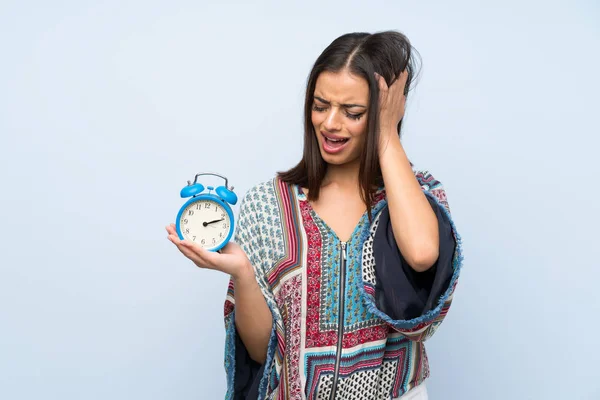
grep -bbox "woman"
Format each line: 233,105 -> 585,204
167,30 -> 463,400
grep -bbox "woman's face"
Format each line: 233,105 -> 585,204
311,69 -> 370,167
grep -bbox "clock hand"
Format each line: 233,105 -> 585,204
203,218 -> 224,227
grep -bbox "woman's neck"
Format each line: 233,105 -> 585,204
323,161 -> 360,191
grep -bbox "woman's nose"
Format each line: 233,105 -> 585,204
323,109 -> 341,131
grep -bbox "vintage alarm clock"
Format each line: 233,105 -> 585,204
175,172 -> 238,252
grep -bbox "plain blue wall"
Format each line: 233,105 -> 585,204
2,1 -> 599,399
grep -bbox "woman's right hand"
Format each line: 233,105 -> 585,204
166,223 -> 254,279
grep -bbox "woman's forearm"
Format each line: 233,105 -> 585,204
379,134 -> 440,272
232,266 -> 273,364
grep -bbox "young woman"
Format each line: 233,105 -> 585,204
167,31 -> 463,400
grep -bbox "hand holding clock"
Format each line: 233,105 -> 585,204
166,223 -> 253,279
169,173 -> 253,278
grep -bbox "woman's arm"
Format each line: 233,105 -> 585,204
167,223 -> 273,364
231,263 -> 273,364
376,71 -> 439,272
379,139 -> 439,272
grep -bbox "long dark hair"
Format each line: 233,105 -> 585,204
277,30 -> 421,218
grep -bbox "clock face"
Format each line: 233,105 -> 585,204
178,199 -> 231,249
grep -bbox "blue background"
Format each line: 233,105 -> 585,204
1,1 -> 598,399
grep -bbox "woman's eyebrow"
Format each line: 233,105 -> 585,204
314,96 -> 367,109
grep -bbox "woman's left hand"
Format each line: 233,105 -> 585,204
375,70 -> 408,153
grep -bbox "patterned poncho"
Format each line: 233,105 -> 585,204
223,169 -> 463,400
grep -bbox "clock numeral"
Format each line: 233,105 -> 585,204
196,203 -> 202,210
201,239 -> 206,244
183,219 -> 189,224
221,213 -> 226,218
223,223 -> 228,229
192,236 -> 196,241
219,232 -> 223,238
188,210 -> 194,216
204,203 -> 211,209
212,238 -> 216,244
185,228 -> 190,234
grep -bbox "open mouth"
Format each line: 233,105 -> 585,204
321,132 -> 350,153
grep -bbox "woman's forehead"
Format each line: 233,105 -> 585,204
314,70 -> 369,105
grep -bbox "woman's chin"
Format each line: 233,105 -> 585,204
319,148 -> 359,167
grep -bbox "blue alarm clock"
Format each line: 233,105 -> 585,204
175,172 -> 238,252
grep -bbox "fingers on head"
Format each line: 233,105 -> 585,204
396,70 -> 409,88
375,73 -> 388,91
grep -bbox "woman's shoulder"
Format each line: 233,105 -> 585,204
237,175 -> 297,217
242,175 -> 300,199
412,167 -> 445,191
236,176 -> 292,258
409,165 -> 451,213
242,177 -> 275,197
241,175 -> 290,198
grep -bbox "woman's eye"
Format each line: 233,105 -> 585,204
312,103 -> 364,120
346,112 -> 363,120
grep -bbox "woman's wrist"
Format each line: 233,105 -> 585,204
231,260 -> 256,283
379,127 -> 402,159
